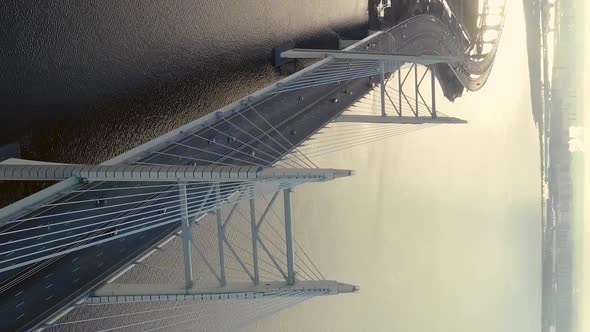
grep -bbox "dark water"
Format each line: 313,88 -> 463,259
0,0 -> 368,205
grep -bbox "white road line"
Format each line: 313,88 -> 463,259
45,283 -> 53,289
16,314 -> 24,320
15,290 -> 23,297
44,273 -> 53,279
71,266 -> 80,273
16,301 -> 24,308
45,295 -> 54,301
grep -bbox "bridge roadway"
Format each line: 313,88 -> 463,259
0,6 -> 504,331
0,73 -> 375,331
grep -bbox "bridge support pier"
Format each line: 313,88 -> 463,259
380,60 -> 386,117
249,199 -> 260,285
179,181 -> 193,290
216,184 -> 227,286
284,189 -> 295,285
431,65 -> 437,117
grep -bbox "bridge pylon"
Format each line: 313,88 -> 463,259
0,160 -> 353,274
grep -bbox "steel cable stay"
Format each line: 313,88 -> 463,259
1,183 -> 242,230
222,292 -> 321,331
306,124 -> 440,159
220,220 -> 286,281
298,125 -> 436,154
209,109 -> 312,167
300,122 -> 429,142
143,292 -> 314,332
52,290 -> 306,332
283,125 -> 427,163
43,187 -> 187,207
237,196 -> 319,280
244,102 -> 318,169
242,204 -> 315,281
276,96 -> 444,167
254,202 -> 321,281
6,182 -> 306,252
217,117 -> 309,169
293,74 -> 443,159
231,206 -> 290,277
0,180 -> 304,272
3,180 -> 314,278
171,291 -> 317,332
0,179 -> 281,230
233,108 -> 314,169
170,142 -> 271,168
262,196 -> 324,280
190,124 -> 303,169
44,302 -> 210,328
300,122 -> 432,144
304,125 -> 438,157
139,195 -> 294,277
277,63 -> 409,93
175,114 -> 312,169
67,182 -> 204,193
215,110 -> 310,168
187,131 -> 297,169
194,212 -> 286,281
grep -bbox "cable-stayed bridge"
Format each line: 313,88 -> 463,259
0,1 -> 506,330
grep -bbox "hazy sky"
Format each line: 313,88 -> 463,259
581,1 -> 589,331
252,1 -> 542,331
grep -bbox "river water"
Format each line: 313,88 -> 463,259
0,0 -> 368,206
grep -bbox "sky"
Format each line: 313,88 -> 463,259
251,1 -> 542,331
581,1 -> 589,331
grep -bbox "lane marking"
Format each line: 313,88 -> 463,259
15,290 -> 23,297
71,266 -> 80,273
45,283 -> 53,289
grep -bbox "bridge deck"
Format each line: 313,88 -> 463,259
0,2 -> 506,329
